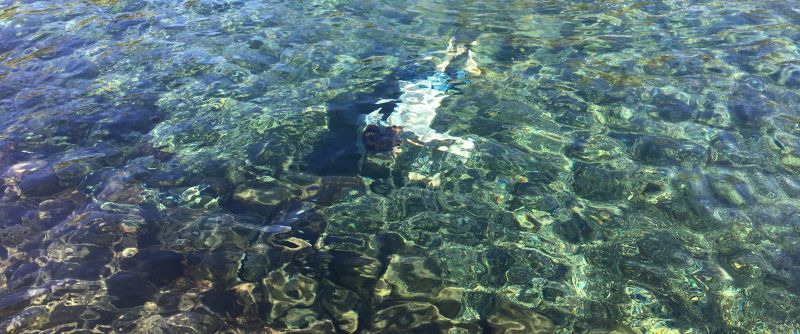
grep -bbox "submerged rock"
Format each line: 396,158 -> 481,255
484,297 -> 555,334
262,269 -> 318,323
368,301 -> 477,334
375,255 -> 446,302
105,272 -> 157,308
0,224 -> 32,247
707,173 -> 757,207
232,181 -> 292,212
649,91 -> 697,122
18,167 -> 65,197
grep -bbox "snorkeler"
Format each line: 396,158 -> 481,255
356,34 -> 482,160
302,33 -> 482,175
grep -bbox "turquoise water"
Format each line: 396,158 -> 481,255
2,0 -> 800,332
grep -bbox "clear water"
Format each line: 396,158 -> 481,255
2,0 -> 800,333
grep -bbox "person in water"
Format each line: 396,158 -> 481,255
358,35 -> 481,158
361,124 -> 404,153
302,33 -> 481,175
438,36 -> 481,77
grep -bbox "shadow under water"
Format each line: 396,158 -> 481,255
301,78 -> 403,176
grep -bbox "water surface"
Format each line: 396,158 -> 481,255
2,0 -> 800,333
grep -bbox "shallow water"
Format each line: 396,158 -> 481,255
2,0 -> 800,333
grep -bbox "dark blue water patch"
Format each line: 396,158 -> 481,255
63,58 -> 101,79
648,91 -> 697,122
44,304 -> 91,330
344,1 -> 421,26
0,202 -> 32,228
466,116 -> 508,137
17,168 -> 66,198
547,93 -> 589,113
771,62 -> 800,88
560,16 -> 621,38
105,271 -> 158,308
47,250 -> 113,281
0,79 -> 20,100
8,262 -> 37,287
530,2 -> 564,14
555,213 -> 598,244
432,90 -> 498,132
727,98 -> 772,130
765,249 -> 800,295
106,18 -> 150,42
722,10 -> 772,27
482,247 -> 514,287
724,39 -> 787,75
571,161 -> 628,201
119,248 -> 185,287
637,0 -> 673,15
576,76 -> 631,105
708,131 -> 746,166
36,198 -> 76,228
97,103 -> 165,142
554,106 -> 597,129
0,289 -> 35,320
201,289 -> 243,317
0,27 -> 31,54
609,134 -> 708,166
661,176 -> 718,229
228,48 -> 278,74
185,0 -> 244,14
489,38 -> 538,65
642,54 -> 706,77
775,174 -> 800,199
66,221 -> 118,248
39,35 -> 90,61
